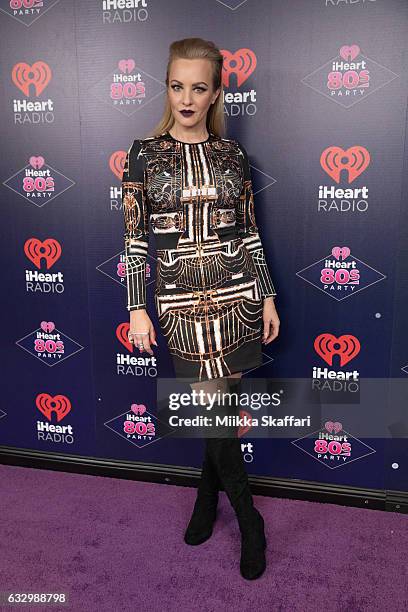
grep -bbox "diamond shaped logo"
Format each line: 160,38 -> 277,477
302,44 -> 399,108
96,250 -> 156,291
16,321 -> 84,367
104,403 -> 174,449
292,420 -> 376,469
0,0 -> 61,27
296,245 -> 386,300
3,157 -> 75,209
88,59 -> 166,117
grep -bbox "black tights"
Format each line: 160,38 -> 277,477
189,374 -> 242,439
189,375 -> 251,503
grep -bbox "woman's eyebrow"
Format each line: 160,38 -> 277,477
170,80 -> 208,86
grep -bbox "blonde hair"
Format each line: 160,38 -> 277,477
147,37 -> 226,139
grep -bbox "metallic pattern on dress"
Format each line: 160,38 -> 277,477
122,131 -> 277,382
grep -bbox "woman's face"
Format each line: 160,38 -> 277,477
167,58 -> 220,132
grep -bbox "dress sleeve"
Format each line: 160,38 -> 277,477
122,139 -> 150,311
236,140 -> 277,299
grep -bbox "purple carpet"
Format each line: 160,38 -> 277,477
0,464 -> 407,612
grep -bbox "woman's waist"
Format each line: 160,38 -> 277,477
156,235 -> 243,260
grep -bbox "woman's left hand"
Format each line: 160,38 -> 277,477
262,297 -> 280,344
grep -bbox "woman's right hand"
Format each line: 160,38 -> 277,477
129,310 -> 157,355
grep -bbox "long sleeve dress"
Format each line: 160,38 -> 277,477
122,130 -> 277,382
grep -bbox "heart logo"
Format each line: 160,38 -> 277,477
118,59 -> 135,74
131,404 -> 146,415
24,238 -> 62,269
221,48 -> 257,88
320,146 -> 370,184
324,421 -> 343,434
314,333 -> 360,367
331,246 -> 351,261
12,61 -> 52,97
116,322 -> 134,352
339,45 -> 360,62
110,150 -> 127,180
29,156 -> 45,170
40,321 -> 55,333
36,393 -> 71,422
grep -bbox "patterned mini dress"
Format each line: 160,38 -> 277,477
122,130 -> 277,382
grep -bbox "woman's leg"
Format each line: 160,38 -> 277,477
183,376 -> 229,545
205,375 -> 267,580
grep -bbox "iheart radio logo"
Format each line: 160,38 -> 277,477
325,421 -> 343,434
24,238 -> 62,269
117,322 -> 134,352
320,146 -> 370,183
29,156 -> 45,170
40,321 -> 56,333
221,48 -> 257,88
131,404 -> 147,415
331,246 -> 350,260
118,59 -> 135,74
110,150 -> 127,180
36,393 -> 71,422
314,333 -> 361,367
12,61 -> 52,96
339,45 -> 360,62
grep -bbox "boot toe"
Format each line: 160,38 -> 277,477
184,505 -> 217,545
240,537 -> 267,579
239,516 -> 267,579
184,525 -> 214,545
240,557 -> 266,580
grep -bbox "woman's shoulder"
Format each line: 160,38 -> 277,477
132,133 -> 165,147
210,134 -> 242,156
125,134 -> 167,159
133,132 -> 178,154
129,132 -> 243,156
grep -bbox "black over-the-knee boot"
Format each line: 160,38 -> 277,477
206,380 -> 267,579
184,438 -> 222,545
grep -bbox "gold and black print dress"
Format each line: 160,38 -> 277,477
122,130 -> 277,382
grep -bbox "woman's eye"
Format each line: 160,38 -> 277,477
171,85 -> 206,93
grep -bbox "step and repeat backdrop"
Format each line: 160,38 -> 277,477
1,0 -> 408,493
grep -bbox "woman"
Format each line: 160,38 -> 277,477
122,37 -> 280,580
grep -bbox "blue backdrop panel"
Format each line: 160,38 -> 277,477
1,0 -> 407,493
